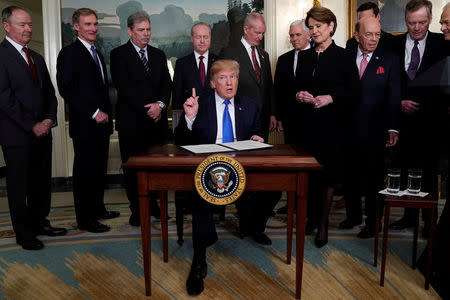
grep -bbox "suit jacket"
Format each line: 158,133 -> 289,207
352,47 -> 401,147
346,30 -> 396,51
220,42 -> 274,138
174,93 -> 260,145
56,38 -> 112,140
172,52 -> 217,109
110,41 -> 171,143
0,39 -> 57,146
393,32 -> 447,136
273,49 -> 298,126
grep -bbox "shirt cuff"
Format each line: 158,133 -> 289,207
92,109 -> 99,119
388,129 -> 399,134
185,115 -> 195,130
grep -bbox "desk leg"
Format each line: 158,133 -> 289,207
286,191 -> 295,264
296,172 -> 308,299
160,191 -> 168,263
380,204 -> 390,287
138,171 -> 151,296
425,205 -> 436,290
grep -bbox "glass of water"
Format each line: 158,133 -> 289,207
386,168 -> 401,193
407,168 -> 422,194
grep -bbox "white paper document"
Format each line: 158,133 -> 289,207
219,140 -> 273,151
378,189 -> 429,197
181,144 -> 232,154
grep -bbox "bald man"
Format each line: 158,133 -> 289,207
342,17 -> 401,238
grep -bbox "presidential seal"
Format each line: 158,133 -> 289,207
195,154 -> 246,205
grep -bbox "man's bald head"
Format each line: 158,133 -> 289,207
355,17 -> 381,54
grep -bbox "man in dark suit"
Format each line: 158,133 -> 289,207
221,13 -> 279,244
340,17 -> 401,238
346,2 -> 395,51
0,6 -> 66,250
389,0 -> 447,233
175,59 -> 263,296
110,11 -> 172,226
57,8 -> 118,233
273,20 -> 311,144
172,22 -> 217,110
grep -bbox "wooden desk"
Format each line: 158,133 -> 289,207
123,144 -> 322,299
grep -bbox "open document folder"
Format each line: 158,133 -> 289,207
180,140 -> 273,154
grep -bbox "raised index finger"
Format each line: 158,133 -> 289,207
192,88 -> 196,98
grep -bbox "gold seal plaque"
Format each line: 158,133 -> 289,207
195,154 -> 246,205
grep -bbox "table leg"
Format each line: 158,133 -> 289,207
412,223 -> 418,269
296,172 -> 308,299
374,197 -> 380,267
138,172 -> 151,296
286,191 -> 295,264
425,205 -> 436,290
380,204 -> 390,287
160,191 -> 168,263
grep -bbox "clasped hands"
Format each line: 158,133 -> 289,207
296,91 -> 333,108
32,119 -> 53,138
144,102 -> 162,123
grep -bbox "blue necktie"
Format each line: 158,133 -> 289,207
222,100 -> 234,143
90,45 -> 101,73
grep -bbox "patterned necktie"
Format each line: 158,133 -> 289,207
90,45 -> 102,74
251,46 -> 261,85
199,55 -> 206,86
407,40 -> 420,80
139,48 -> 150,73
359,53 -> 368,79
22,47 -> 37,80
222,100 -> 234,143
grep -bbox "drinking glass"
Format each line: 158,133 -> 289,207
386,168 -> 400,193
407,168 -> 422,194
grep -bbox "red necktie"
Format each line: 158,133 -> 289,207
359,53 -> 368,79
251,46 -> 261,85
199,55 -> 206,86
22,47 -> 38,80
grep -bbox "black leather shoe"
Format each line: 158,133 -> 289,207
99,210 -> 120,220
39,225 -> 67,236
186,260 -> 207,296
129,213 -> 140,227
422,223 -> 430,239
389,217 -> 415,230
17,237 -> 44,250
339,219 -> 362,230
314,236 -> 328,248
78,221 -> 110,233
251,232 -> 272,245
357,226 -> 375,239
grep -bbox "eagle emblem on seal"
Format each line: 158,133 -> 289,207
209,167 -> 233,193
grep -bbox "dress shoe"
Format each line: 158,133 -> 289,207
17,237 -> 44,250
305,222 -> 317,235
39,225 -> 67,236
422,223 -> 430,239
186,260 -> 207,296
78,221 -> 110,233
389,217 -> 415,230
99,210 -> 120,220
357,226 -> 375,239
251,232 -> 272,245
129,213 -> 140,227
314,236 -> 328,248
339,219 -> 362,230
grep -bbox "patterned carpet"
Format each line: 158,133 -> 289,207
0,197 -> 443,299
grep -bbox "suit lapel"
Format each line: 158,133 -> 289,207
3,40 -> 35,81
234,96 -> 243,140
206,94 -> 218,142
238,43 -> 259,84
362,48 -> 382,80
75,39 -> 105,83
417,32 -> 433,75
189,53 -> 202,88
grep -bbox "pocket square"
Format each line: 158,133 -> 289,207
376,66 -> 385,74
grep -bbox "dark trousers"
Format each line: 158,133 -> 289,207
191,196 -> 219,250
2,135 -> 52,239
235,191 -> 280,234
72,136 -> 109,225
345,141 -> 385,229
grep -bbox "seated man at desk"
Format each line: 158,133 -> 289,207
175,59 -> 264,296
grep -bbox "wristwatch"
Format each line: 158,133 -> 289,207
157,101 -> 166,110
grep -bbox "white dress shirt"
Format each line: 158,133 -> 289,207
241,37 -> 261,69
185,92 -> 237,143
404,32 -> 427,72
6,36 -> 30,64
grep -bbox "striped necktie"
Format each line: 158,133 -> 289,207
139,48 -> 150,73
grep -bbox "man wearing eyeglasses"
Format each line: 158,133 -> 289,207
341,16 -> 401,238
389,0 -> 447,234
